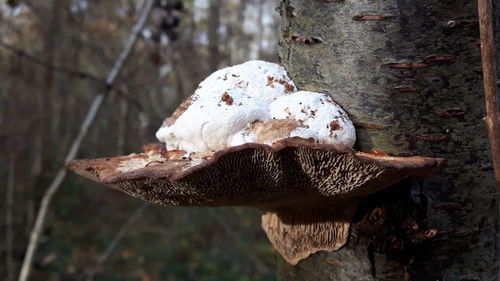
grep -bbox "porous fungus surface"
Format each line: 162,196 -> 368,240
69,139 -> 444,208
68,139 -> 445,265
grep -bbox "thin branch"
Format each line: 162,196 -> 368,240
207,209 -> 272,275
17,94 -> 103,281
477,0 -> 500,184
0,41 -> 104,85
0,29 -> 156,123
17,1 -> 156,280
105,3 -> 152,86
0,40 -> 152,120
85,202 -> 149,281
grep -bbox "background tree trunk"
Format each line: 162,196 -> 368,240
277,0 -> 498,280
208,0 -> 221,71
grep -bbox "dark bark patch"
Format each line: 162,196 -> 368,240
394,86 -> 422,93
416,135 -> 451,142
324,259 -> 343,267
456,19 -> 479,27
436,202 -> 463,210
424,55 -> 457,64
286,5 -> 296,17
353,14 -> 393,21
383,62 -> 427,69
434,109 -> 465,117
444,19 -> 479,29
409,229 -> 438,243
292,36 -> 323,44
355,123 -> 387,129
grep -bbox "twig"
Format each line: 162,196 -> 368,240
0,41 -> 104,85
17,1 -> 156,280
478,0 -> 500,184
6,152 -> 16,281
17,94 -> 103,281
85,202 -> 149,281
1,40 -> 152,120
207,209 -> 271,275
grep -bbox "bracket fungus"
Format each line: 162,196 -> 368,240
68,60 -> 445,265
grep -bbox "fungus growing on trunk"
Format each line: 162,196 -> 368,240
68,60 -> 445,265
69,139 -> 444,265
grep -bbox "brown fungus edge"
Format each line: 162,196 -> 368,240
67,138 -> 445,265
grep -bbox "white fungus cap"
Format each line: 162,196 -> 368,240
156,60 -> 356,153
156,91 -> 269,152
195,60 -> 296,103
156,60 -> 295,152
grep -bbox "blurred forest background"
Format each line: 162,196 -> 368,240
0,0 -> 282,280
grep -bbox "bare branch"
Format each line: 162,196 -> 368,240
105,0 -> 153,86
17,1 -> 156,280
0,41 -> 104,85
85,203 -> 149,281
0,34 -> 155,122
477,0 -> 500,184
17,94 -> 103,281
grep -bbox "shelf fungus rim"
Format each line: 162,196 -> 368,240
68,137 -> 445,266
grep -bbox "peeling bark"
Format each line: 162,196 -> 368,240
277,0 -> 498,280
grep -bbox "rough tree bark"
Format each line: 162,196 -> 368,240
276,0 -> 498,280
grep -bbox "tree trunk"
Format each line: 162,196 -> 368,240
5,152 -> 16,281
208,0 -> 221,71
277,0 -> 498,280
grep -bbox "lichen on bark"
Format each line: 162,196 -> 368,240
277,0 -> 498,280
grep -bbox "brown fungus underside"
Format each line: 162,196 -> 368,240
68,138 -> 444,265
